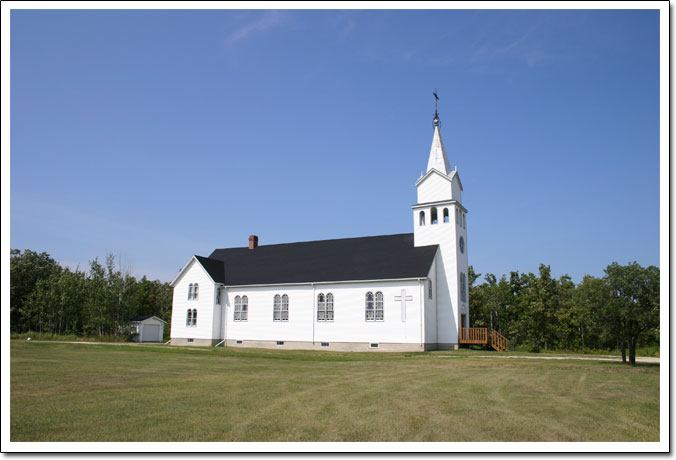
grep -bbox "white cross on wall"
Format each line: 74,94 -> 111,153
394,289 -> 413,322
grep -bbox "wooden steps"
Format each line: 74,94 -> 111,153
459,327 -> 510,351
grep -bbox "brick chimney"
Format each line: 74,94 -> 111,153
248,235 -> 259,250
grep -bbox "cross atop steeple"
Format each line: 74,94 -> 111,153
427,89 -> 451,175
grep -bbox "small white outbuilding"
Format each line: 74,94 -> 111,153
129,315 -> 167,342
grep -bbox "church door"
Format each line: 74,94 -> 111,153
461,313 -> 466,330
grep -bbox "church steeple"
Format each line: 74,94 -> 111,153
427,90 -> 452,175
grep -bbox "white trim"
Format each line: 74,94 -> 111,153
412,199 -> 467,213
170,256 -> 217,287
222,277 -> 426,289
130,315 -> 167,324
414,168 -> 463,191
415,168 -> 451,187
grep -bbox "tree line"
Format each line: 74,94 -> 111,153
469,262 -> 659,365
10,249 -> 659,364
10,249 -> 173,339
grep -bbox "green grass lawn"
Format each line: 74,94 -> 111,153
10,341 -> 659,442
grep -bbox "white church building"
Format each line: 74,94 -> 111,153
169,107 -> 469,351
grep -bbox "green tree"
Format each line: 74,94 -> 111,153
10,249 -> 62,332
603,262 -> 659,365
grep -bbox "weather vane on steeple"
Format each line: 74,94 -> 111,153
433,89 -> 440,127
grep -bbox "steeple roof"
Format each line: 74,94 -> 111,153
426,123 -> 451,176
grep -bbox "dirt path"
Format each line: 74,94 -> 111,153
18,340 -> 660,363
438,355 -> 660,363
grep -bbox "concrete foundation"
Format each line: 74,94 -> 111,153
171,338 -> 455,352
171,338 -> 222,346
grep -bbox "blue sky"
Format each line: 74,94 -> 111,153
10,8 -> 660,283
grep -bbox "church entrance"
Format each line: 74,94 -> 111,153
460,313 -> 466,329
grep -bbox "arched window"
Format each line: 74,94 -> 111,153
281,294 -> 289,321
192,309 -> 197,326
317,293 -> 326,321
241,295 -> 248,321
419,211 -> 425,226
317,293 -> 333,322
188,283 -> 194,300
326,293 -> 334,321
443,208 -> 449,223
375,292 -> 384,321
463,213 -> 466,229
365,292 -> 375,321
456,208 -> 460,225
460,273 -> 467,302
193,283 -> 199,300
234,295 -> 242,321
431,207 -> 438,224
186,309 -> 192,326
273,294 -> 282,321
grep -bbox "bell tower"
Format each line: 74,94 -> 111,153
413,91 -> 469,349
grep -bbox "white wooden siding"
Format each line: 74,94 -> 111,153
169,258 -> 217,340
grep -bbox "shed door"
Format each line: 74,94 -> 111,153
143,324 -> 161,342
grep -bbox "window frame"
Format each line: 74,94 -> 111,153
281,294 -> 289,321
366,291 -> 384,322
241,295 -> 248,321
273,294 -> 282,321
317,293 -> 334,322
365,291 -> 375,321
234,295 -> 247,322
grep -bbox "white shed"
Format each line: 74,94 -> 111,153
129,315 -> 167,342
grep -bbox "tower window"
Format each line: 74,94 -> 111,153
428,280 -> 433,299
443,208 -> 449,223
460,273 -> 467,302
419,210 -> 426,226
463,213 -> 466,229
431,207 -> 438,224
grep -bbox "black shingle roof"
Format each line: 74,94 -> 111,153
198,233 -> 437,286
130,315 -> 153,322
195,255 -> 225,285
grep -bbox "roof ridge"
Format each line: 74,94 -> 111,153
211,232 -> 414,251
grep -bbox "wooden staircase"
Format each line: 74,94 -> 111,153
459,327 -> 509,351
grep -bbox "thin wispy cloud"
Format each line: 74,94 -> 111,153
225,11 -> 288,48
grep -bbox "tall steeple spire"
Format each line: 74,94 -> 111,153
427,89 -> 452,175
